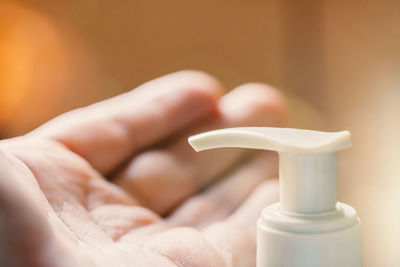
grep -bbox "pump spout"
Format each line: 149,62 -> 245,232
188,127 -> 351,153
188,127 -> 351,213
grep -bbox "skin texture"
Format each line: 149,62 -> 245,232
0,71 -> 288,267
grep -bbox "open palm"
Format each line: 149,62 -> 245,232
0,71 -> 287,267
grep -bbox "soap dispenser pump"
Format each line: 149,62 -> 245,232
188,127 -> 361,267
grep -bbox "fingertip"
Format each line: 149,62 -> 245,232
139,70 -> 225,120
159,69 -> 225,101
114,150 -> 197,215
245,83 -> 289,125
221,83 -> 289,126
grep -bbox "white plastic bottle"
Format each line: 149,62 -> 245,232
188,127 -> 362,267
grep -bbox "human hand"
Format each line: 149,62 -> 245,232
0,71 -> 287,267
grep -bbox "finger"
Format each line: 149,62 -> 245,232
227,179 -> 280,238
115,83 -> 287,215
0,150 -> 82,266
167,152 -> 278,228
203,222 -> 257,266
0,150 -> 51,266
199,180 -> 279,266
31,70 -> 224,174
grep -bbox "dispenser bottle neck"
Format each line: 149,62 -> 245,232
279,152 -> 337,213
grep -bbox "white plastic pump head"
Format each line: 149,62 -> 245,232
189,127 -> 361,267
188,127 -> 351,213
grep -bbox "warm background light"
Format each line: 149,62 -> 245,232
0,1 -> 103,137
0,1 -> 399,266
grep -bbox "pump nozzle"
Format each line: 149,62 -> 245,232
188,127 -> 351,213
189,127 -> 361,267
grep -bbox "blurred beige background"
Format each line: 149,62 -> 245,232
1,0 -> 399,266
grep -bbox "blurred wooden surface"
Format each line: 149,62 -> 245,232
1,0 -> 399,265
